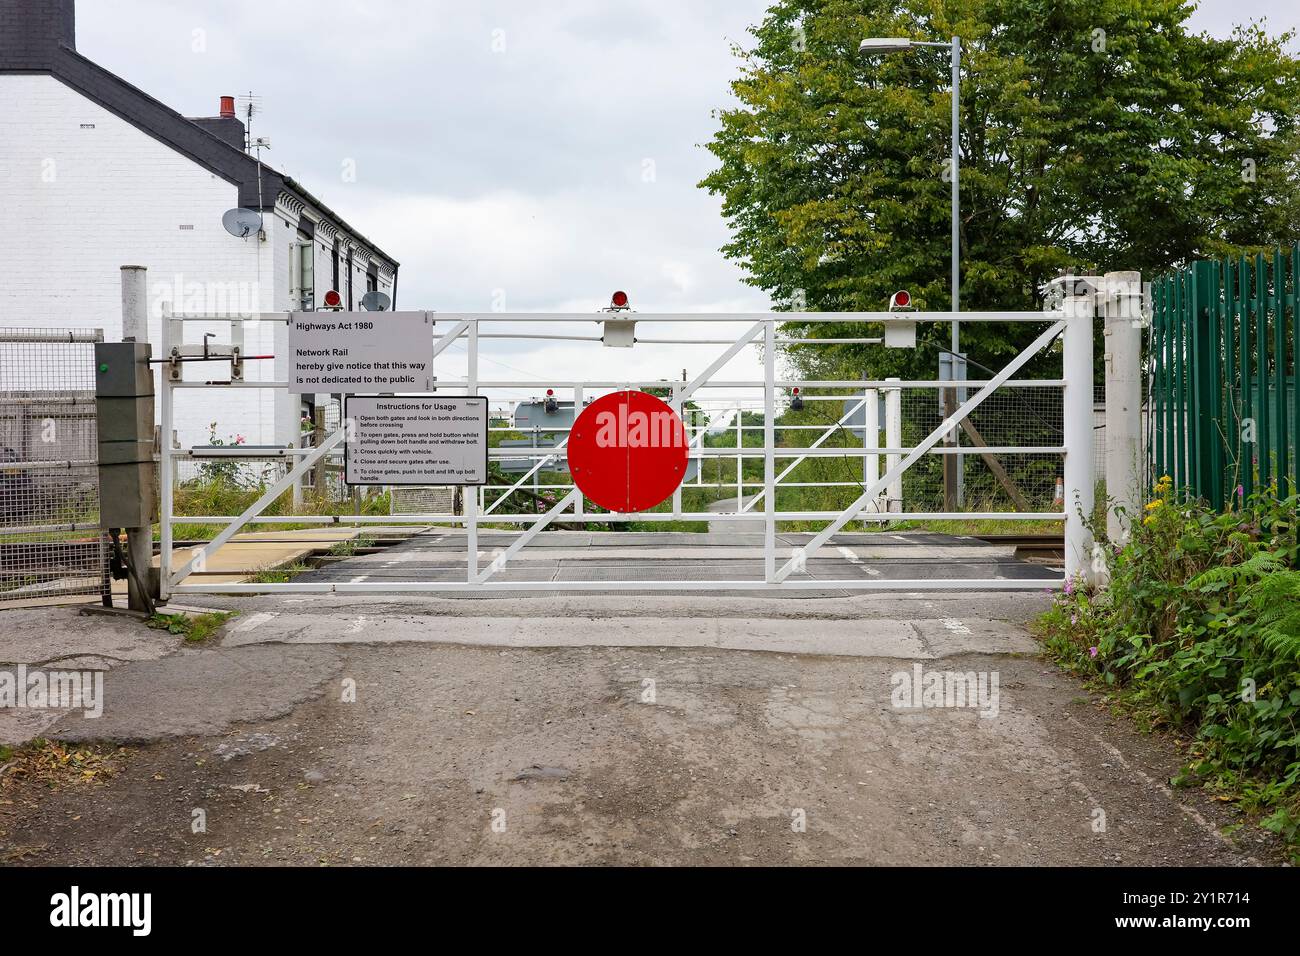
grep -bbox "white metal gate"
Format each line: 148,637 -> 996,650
157,298 -> 1095,596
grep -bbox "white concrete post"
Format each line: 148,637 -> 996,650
1063,290 -> 1096,584
885,379 -> 903,513
1103,270 -> 1143,546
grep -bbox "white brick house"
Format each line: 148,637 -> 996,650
0,0 -> 400,450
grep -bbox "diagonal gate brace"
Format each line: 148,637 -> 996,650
774,319 -> 1065,582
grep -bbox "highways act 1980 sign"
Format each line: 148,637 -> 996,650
289,312 -> 433,394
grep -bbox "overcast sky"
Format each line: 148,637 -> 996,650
75,0 -> 1299,400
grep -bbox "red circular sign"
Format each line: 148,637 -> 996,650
567,391 -> 688,513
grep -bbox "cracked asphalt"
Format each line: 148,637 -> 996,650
0,533 -> 1287,866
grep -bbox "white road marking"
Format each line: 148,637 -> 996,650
345,616 -> 368,634
837,546 -> 881,576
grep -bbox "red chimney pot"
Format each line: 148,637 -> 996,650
219,96 -> 237,119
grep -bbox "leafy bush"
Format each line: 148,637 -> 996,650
1037,476 -> 1300,853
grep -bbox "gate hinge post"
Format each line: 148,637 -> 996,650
1102,271 -> 1144,555
1062,291 -> 1096,587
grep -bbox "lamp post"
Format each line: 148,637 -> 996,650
859,36 -> 962,355
861,35 -> 964,508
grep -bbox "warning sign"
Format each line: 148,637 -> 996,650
345,396 -> 488,486
567,390 -> 688,512
289,312 -> 433,394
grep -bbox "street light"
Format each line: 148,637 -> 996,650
859,34 -> 962,356
858,38 -> 914,52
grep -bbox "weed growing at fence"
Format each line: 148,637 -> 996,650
247,562 -> 311,585
1037,479 -> 1300,856
146,610 -> 236,643
327,535 -> 375,557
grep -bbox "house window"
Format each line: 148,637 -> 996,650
332,238 -> 340,295
346,248 -> 354,310
366,271 -> 378,294
292,230 -> 315,311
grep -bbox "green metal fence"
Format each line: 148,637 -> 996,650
1150,244 -> 1299,509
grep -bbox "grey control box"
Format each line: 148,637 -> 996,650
94,342 -> 158,528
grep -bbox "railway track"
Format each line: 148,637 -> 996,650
972,533 -> 1065,562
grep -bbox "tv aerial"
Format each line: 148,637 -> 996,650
361,290 -> 392,312
221,208 -> 263,239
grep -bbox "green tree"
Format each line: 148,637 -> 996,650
699,0 -> 1300,380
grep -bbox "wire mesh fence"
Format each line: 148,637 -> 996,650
899,386 -> 1065,512
680,384 -> 1067,520
390,487 -> 458,514
0,329 -> 110,604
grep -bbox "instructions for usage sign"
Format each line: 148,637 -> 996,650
344,396 -> 488,486
289,312 -> 433,394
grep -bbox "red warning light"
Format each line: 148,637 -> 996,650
891,290 -> 911,309
546,389 -> 554,397
610,290 -> 629,309
323,289 -> 342,309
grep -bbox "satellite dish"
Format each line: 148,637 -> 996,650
361,290 -> 392,312
222,207 -> 263,239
